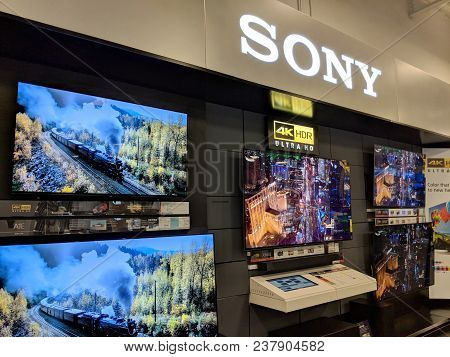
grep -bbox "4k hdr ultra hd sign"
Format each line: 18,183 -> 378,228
268,119 -> 318,155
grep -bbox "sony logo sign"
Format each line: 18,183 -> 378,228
240,14 -> 382,97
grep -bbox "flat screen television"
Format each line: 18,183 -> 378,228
244,149 -> 352,249
0,234 -> 217,337
373,145 -> 425,207
372,224 -> 432,301
12,82 -> 188,196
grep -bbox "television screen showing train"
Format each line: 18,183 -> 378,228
12,82 -> 188,196
0,234 -> 217,337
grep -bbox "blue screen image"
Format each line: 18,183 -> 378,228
268,275 -> 317,292
0,234 -> 217,337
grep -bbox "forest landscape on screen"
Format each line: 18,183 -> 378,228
0,234 -> 217,337
12,82 -> 188,196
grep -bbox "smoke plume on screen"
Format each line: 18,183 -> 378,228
0,244 -> 135,311
17,82 -> 124,155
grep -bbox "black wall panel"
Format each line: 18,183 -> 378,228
203,150 -> 242,197
350,165 -> 366,200
0,18 -> 436,336
211,229 -> 246,264
206,197 -> 242,230
330,128 -> 364,165
205,103 -> 243,152
215,261 -> 249,299
351,200 -> 369,223
388,140 -> 412,151
362,134 -> 389,153
342,246 -> 371,273
300,301 -> 341,323
317,126 -> 332,159
243,111 -> 266,150
343,223 -> 371,249
217,295 -> 250,337
249,305 -> 300,337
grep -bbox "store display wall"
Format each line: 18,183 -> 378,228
204,105 -> 422,336
0,25 -> 428,337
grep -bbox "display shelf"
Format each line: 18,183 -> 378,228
255,253 -> 342,274
0,200 -> 189,217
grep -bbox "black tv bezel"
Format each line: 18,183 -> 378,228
242,148 -> 353,251
372,144 -> 426,209
371,223 -> 434,303
9,81 -> 190,201
0,231 -> 219,337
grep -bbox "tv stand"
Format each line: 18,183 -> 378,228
250,264 -> 376,313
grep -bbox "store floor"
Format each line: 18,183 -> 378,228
409,299 -> 450,337
431,300 -> 450,319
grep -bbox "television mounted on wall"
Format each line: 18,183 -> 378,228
373,145 -> 425,208
372,223 -> 432,301
12,82 -> 188,197
243,149 -> 352,250
0,233 -> 217,337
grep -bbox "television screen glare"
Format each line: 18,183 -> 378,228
12,82 -> 188,196
373,224 -> 432,301
0,234 -> 217,337
244,150 -> 352,249
373,145 -> 425,207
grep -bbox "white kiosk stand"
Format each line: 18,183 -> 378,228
250,264 -> 376,313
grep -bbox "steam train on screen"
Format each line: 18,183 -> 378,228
51,128 -> 124,182
40,298 -> 137,336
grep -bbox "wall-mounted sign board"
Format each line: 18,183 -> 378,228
1,1 -> 449,136
206,0 -> 398,123
270,90 -> 313,118
267,118 -> 318,155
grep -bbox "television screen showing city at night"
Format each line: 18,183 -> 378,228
244,150 -> 352,249
373,145 -> 425,208
373,224 -> 432,301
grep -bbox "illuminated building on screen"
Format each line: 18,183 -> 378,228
244,150 -> 352,249
245,182 -> 282,247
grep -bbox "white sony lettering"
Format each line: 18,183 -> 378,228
321,47 -> 354,89
239,15 -> 383,97
240,14 -> 279,63
354,60 -> 382,97
283,34 -> 320,77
